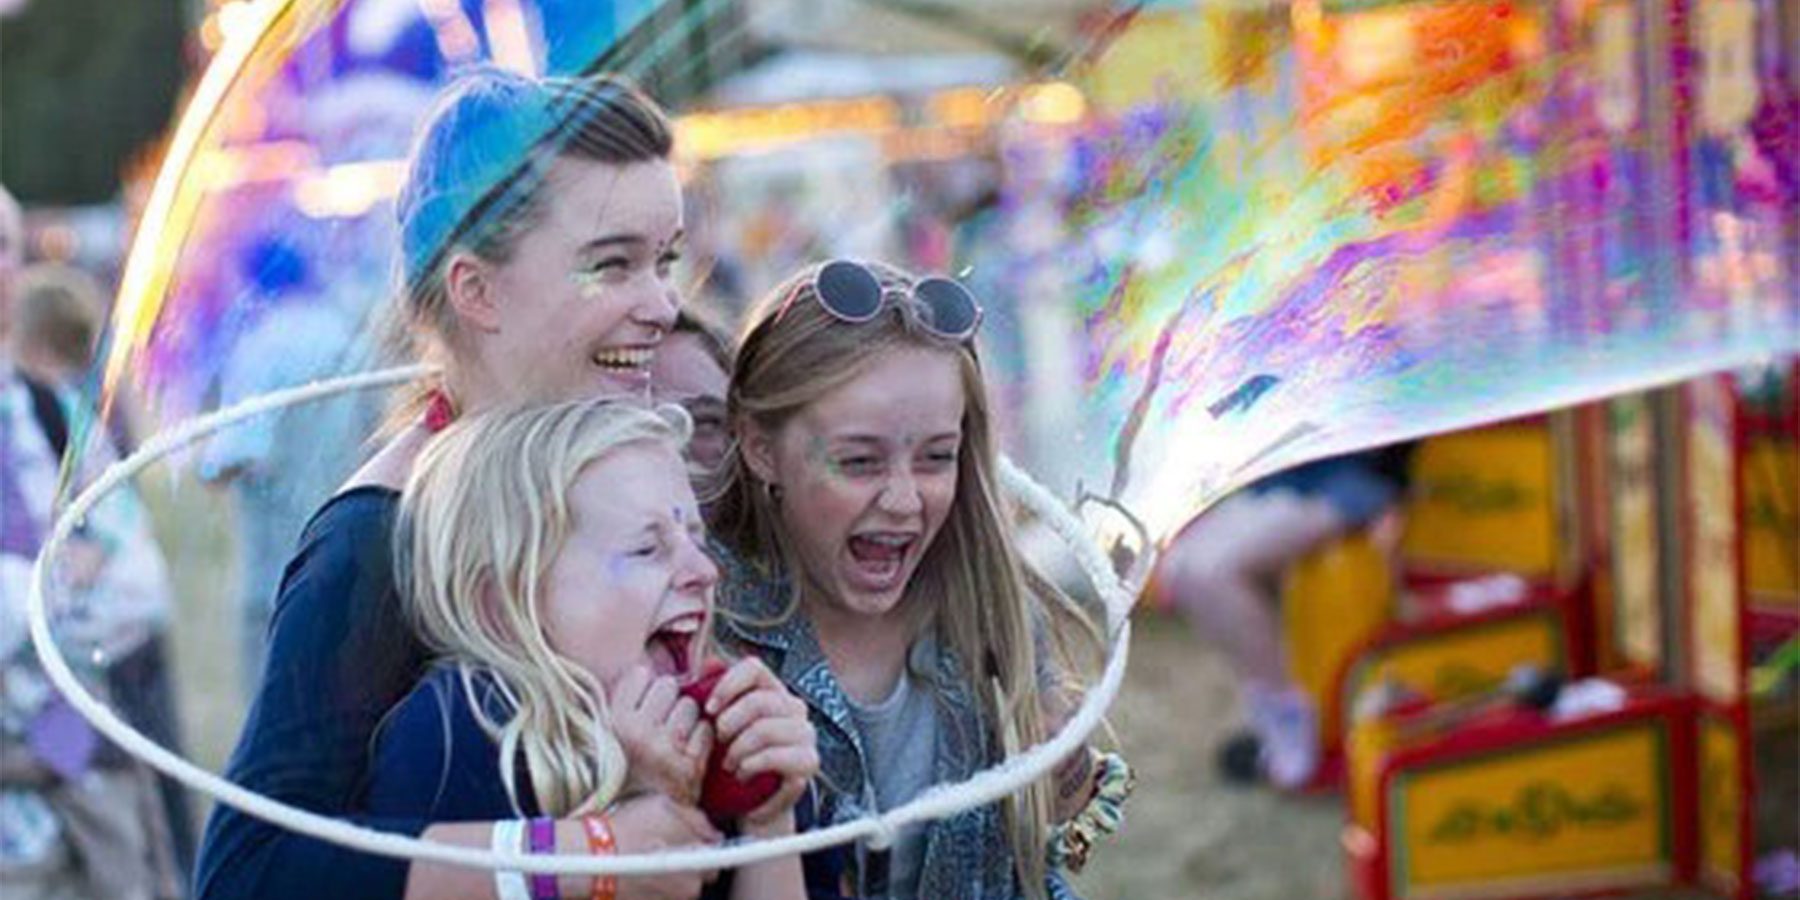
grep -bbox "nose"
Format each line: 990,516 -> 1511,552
878,468 -> 924,516
633,280 -> 681,339
674,533 -> 720,592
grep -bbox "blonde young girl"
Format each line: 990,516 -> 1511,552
712,261 -> 1125,900
368,400 -> 818,900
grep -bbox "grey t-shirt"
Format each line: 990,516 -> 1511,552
848,667 -> 941,899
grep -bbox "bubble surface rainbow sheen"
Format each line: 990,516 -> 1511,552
99,0 -> 1796,543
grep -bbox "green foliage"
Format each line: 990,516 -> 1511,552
0,0 -> 188,205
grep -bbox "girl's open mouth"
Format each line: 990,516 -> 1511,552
846,532 -> 915,589
646,611 -> 704,678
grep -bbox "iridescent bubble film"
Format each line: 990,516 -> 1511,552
99,0 -> 1797,550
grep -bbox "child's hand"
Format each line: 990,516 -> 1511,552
610,664 -> 711,805
704,658 -> 818,829
607,793 -> 723,900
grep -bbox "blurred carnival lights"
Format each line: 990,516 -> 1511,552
103,0 -> 345,409
1019,80 -> 1087,125
292,159 -> 408,219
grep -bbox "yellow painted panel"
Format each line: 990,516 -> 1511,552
1363,614 -> 1561,704
1402,424 -> 1559,577
1699,717 -> 1744,892
1397,726 -> 1668,891
1743,439 -> 1798,606
1284,534 -> 1394,746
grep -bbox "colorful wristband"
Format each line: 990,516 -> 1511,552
491,820 -> 529,900
1048,751 -> 1136,873
581,814 -> 619,900
527,817 -> 558,900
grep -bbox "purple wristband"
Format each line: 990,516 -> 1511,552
527,817 -> 558,900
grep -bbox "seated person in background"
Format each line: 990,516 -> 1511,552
1147,444 -> 1415,789
368,399 -> 818,900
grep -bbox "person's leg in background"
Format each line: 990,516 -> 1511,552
1150,488 -> 1347,787
104,636 -> 195,882
47,765 -> 175,900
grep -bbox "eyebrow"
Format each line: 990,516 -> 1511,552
576,234 -> 646,255
642,507 -> 702,530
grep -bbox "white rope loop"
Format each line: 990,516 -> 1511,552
26,364 -> 1134,875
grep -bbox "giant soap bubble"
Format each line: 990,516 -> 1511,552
27,0 -> 1800,877
98,0 -> 1799,541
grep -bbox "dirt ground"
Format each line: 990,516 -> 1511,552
142,474 -> 1770,899
1069,614 -> 1346,898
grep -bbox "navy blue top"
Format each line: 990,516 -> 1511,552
364,666 -> 537,820
194,487 -> 431,900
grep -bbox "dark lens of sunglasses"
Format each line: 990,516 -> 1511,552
914,278 -> 979,338
815,261 -> 884,321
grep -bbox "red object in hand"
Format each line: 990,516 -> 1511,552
679,660 -> 783,820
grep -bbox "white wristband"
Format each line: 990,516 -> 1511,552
491,820 -> 530,900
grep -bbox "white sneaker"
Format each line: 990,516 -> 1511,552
1245,684 -> 1320,789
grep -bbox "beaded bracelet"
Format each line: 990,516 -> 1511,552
527,817 -> 558,900
491,820 -> 529,900
1048,751 -> 1136,874
581,813 -> 619,900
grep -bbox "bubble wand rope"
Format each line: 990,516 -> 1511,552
28,364 -> 1134,876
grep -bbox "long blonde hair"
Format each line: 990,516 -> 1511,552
713,262 -> 1100,896
398,399 -> 691,816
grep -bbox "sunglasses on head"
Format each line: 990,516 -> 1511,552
780,259 -> 984,341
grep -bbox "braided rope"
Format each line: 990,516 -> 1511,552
26,364 -> 1136,876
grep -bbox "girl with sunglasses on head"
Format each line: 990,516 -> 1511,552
368,399 -> 817,900
197,69 -> 724,900
711,261 -> 1130,900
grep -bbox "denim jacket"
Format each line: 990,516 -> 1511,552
713,550 -> 1080,900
